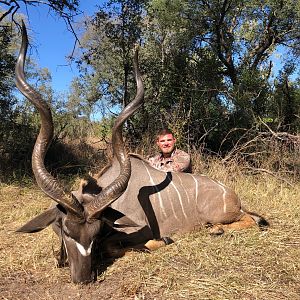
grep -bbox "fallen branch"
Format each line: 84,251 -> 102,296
241,166 -> 294,187
259,117 -> 300,144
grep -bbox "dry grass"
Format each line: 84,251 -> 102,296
0,158 -> 300,299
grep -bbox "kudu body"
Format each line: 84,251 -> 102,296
15,22 -> 268,284
80,155 -> 267,248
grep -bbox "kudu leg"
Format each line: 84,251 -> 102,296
144,237 -> 174,250
103,237 -> 174,258
209,214 -> 257,235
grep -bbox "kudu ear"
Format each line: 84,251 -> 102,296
16,206 -> 60,233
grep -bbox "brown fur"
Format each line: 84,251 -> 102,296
209,213 -> 257,235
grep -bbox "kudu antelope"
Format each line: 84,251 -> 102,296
15,22 -> 268,284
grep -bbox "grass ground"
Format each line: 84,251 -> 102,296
0,159 -> 299,299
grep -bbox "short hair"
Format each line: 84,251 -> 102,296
156,128 -> 174,138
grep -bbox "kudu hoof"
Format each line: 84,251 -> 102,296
209,224 -> 224,236
160,237 -> 174,245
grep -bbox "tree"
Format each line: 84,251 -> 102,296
78,0 -> 145,105
0,17 -> 64,176
0,26 -> 16,125
71,0 -> 146,144
142,0 -> 300,148
0,1 -> 81,177
272,61 -> 300,133
0,1 -> 80,46
185,0 -> 300,125
56,0 -> 300,153
0,0 -> 79,23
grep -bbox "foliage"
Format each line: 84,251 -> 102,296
0,18 -> 98,180
0,0 -> 79,23
0,26 -> 17,132
0,21 -> 36,175
73,0 -> 300,155
1,0 -> 300,180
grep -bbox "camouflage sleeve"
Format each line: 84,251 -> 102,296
148,155 -> 161,170
159,162 -> 174,172
148,156 -> 155,165
148,151 -> 191,173
172,151 -> 191,173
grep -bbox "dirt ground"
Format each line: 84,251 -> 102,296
0,268 -> 138,300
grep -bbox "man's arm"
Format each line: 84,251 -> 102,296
148,150 -> 191,173
172,150 -> 191,173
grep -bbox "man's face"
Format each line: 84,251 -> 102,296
156,134 -> 176,156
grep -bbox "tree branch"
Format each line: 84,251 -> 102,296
0,6 -> 15,23
0,0 -> 80,34
250,10 -> 278,69
241,166 -> 294,187
214,0 -> 237,84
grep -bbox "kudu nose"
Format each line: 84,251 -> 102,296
71,270 -> 95,284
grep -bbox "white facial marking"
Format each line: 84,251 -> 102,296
75,241 -> 94,257
64,235 -> 93,257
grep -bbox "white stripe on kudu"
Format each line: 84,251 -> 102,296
143,162 -> 167,218
216,180 -> 228,213
166,184 -> 180,221
189,174 -> 199,204
170,180 -> 188,220
176,174 -> 191,204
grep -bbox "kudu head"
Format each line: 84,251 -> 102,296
15,21 -> 144,283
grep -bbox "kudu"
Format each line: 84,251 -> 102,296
15,22 -> 268,284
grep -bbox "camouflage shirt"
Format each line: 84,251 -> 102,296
148,149 -> 192,173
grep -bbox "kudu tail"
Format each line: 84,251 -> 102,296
242,208 -> 269,229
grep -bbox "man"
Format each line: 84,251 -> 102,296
148,128 -> 191,173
